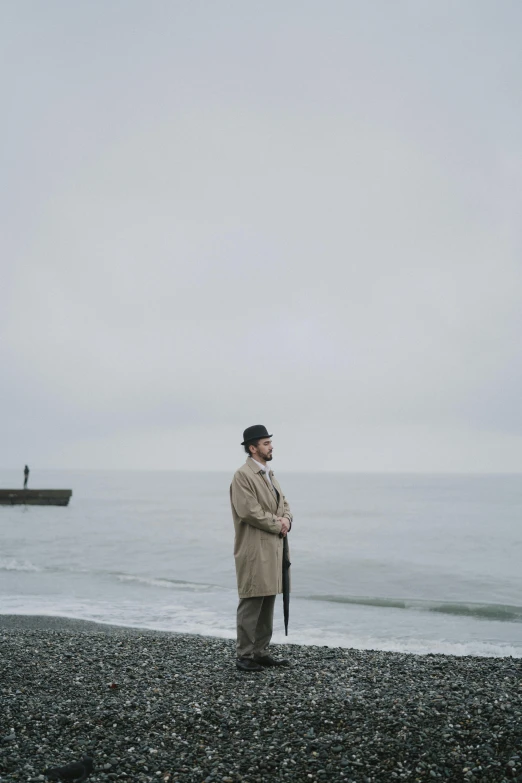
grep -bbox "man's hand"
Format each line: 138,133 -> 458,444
278,517 -> 290,536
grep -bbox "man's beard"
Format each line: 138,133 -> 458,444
265,453 -> 273,461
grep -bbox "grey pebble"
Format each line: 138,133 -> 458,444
0,625 -> 520,783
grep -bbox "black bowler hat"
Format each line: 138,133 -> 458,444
241,424 -> 273,445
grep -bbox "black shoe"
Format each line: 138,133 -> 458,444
253,655 -> 290,667
236,657 -> 264,672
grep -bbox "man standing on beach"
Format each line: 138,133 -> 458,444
230,425 -> 293,672
23,465 -> 29,489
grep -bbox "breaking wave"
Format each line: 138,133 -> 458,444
116,574 -> 229,592
304,595 -> 522,622
0,558 -> 41,572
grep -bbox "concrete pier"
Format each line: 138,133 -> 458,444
0,489 -> 72,506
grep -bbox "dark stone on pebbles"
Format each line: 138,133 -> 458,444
0,615 -> 521,782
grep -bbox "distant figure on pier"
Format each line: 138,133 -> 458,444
23,465 -> 29,489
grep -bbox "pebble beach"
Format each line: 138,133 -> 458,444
0,616 -> 520,783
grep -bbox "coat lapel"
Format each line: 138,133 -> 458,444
246,458 -> 279,512
261,471 -> 279,510
269,471 -> 281,508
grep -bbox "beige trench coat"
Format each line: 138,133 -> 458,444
230,457 -> 293,599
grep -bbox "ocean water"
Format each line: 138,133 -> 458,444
0,469 -> 521,658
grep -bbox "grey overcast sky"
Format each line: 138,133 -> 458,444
2,1 -> 522,473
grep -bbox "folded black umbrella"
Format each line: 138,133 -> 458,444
282,534 -> 291,635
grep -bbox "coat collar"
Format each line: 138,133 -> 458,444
245,457 -> 273,476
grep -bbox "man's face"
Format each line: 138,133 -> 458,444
252,438 -> 273,462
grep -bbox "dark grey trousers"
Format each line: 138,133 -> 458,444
236,595 -> 276,659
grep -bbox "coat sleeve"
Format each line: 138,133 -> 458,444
231,472 -> 283,535
282,496 -> 293,530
